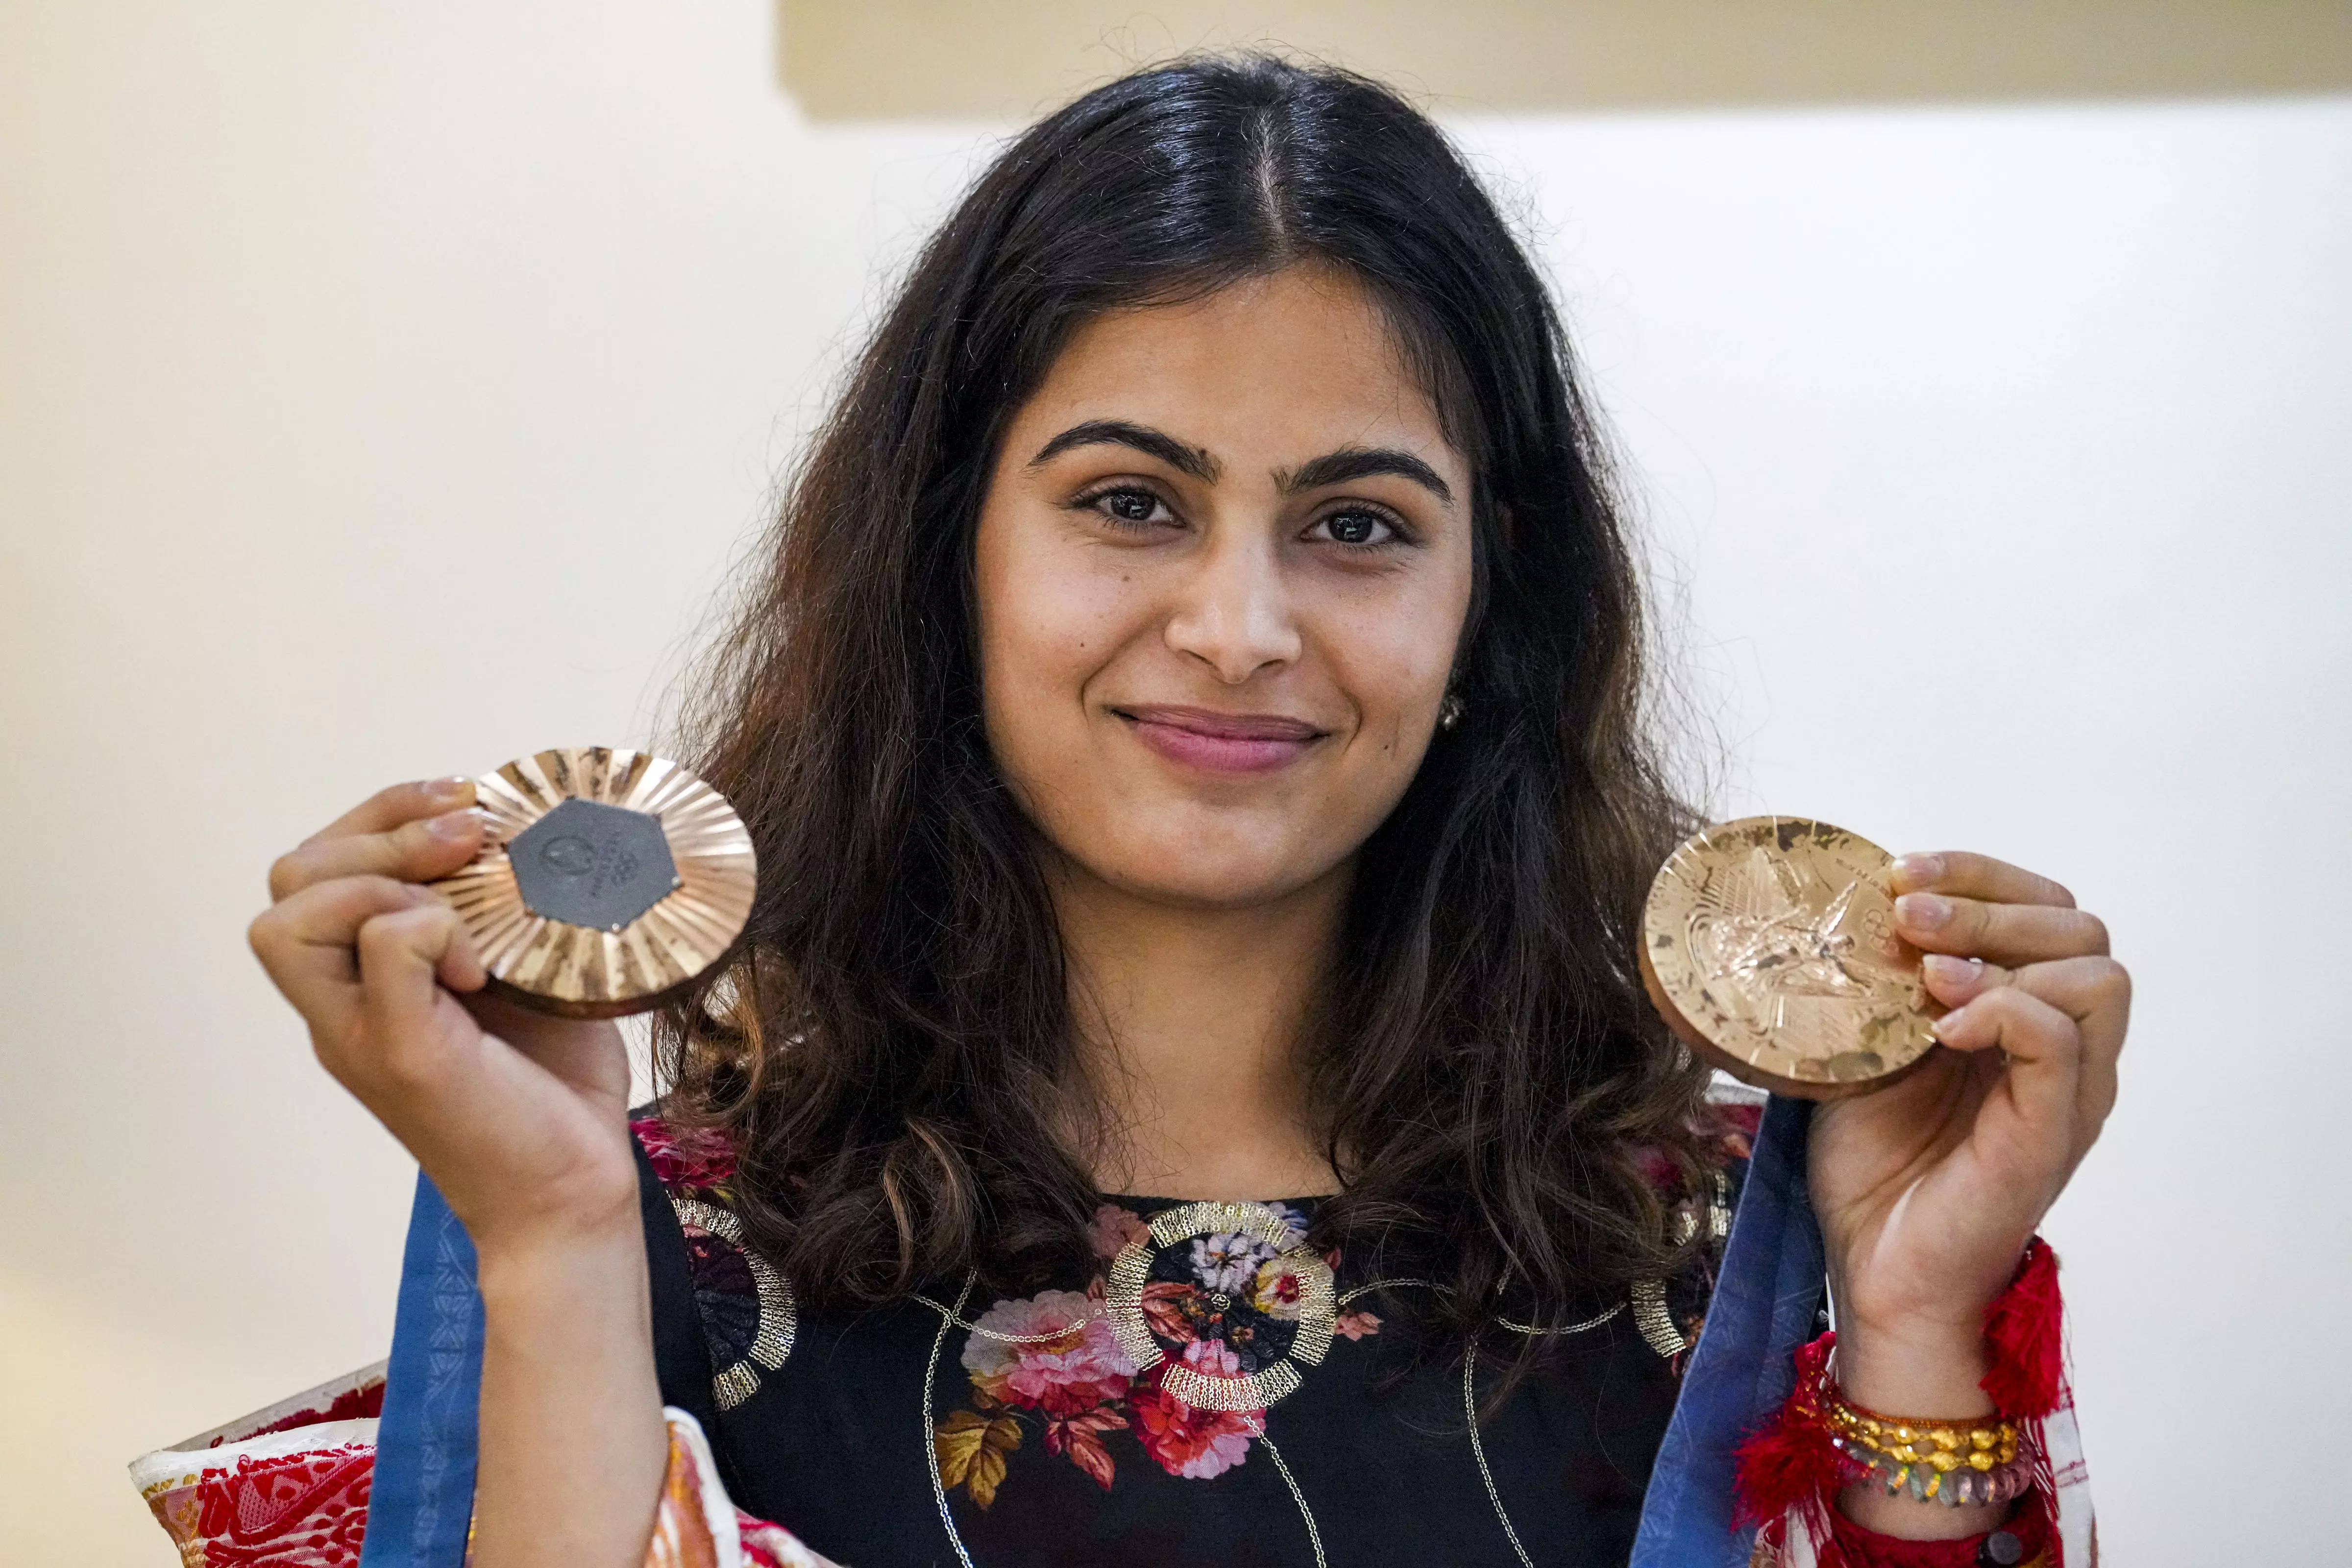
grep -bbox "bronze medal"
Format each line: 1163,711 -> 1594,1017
1640,816 -> 1938,1100
433,747 -> 756,1018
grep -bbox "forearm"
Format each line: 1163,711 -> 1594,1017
471,1216 -> 670,1568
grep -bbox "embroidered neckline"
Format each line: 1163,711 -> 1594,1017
1105,1200 -> 1338,1412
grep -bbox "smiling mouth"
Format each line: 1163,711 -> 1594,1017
1111,704 -> 1329,774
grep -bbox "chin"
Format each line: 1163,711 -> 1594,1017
1094,821 -> 1352,910
1127,864 -> 1322,909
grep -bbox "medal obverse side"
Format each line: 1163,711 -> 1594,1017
1640,816 -> 1939,1101
432,747 -> 757,1019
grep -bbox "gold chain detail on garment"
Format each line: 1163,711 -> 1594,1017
1241,1416 -> 1329,1568
1341,1276 -> 1638,1342
1464,1340 -> 1539,1568
909,1295 -> 1107,1345
1494,1301 -> 1626,1336
921,1275 -> 981,1568
1337,1276 -> 1435,1305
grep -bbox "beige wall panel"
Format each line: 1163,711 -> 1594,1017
782,0 -> 2352,119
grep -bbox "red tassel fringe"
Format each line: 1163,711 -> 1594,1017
1980,1238 -> 2065,1417
1734,1334 -> 1842,1532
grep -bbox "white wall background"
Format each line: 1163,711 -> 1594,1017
3,4 -> 2345,1563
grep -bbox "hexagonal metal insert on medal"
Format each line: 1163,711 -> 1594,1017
507,797 -> 682,932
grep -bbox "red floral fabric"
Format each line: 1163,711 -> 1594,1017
135,1396 -> 835,1568
138,1425 -> 375,1567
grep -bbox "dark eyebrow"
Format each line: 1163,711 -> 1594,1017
1279,447 -> 1454,507
1027,420 -> 1220,482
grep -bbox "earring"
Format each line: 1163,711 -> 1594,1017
1439,692 -> 1464,732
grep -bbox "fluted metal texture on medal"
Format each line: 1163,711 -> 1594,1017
1640,815 -> 1938,1100
433,747 -> 757,1018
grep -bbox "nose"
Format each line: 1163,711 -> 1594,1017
1161,524 -> 1302,684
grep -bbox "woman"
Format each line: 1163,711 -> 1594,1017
247,54 -> 2124,1568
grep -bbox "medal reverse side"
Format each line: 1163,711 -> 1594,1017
1640,815 -> 1938,1100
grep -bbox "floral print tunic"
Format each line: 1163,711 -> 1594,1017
633,1114 -> 1741,1568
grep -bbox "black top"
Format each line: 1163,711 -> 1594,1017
632,1117 -> 1733,1568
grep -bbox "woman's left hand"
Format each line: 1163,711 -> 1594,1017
1808,851 -> 2129,1420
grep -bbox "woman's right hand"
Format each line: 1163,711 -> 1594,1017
247,777 -> 641,1257
253,777 -> 672,1568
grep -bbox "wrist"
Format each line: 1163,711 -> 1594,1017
1831,1316 -> 1995,1419
475,1208 -> 645,1313
452,1148 -> 642,1266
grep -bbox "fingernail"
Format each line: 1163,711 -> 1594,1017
1929,1007 -> 1961,1041
424,776 -> 473,805
1923,953 -> 1983,984
1892,852 -> 1944,887
1896,892 -> 1950,930
427,809 -> 478,840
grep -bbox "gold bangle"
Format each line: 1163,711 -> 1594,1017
1825,1393 -> 2020,1474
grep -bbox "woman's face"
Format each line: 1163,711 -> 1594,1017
974,264 -> 1476,909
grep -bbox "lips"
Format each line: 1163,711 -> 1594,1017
1112,704 -> 1328,775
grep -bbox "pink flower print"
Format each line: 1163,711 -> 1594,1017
1190,1232 -> 1274,1294
960,1289 -> 1135,1417
1084,1204 -> 1152,1260
1179,1337 -> 1241,1377
1334,1308 -> 1382,1341
1131,1377 -> 1259,1479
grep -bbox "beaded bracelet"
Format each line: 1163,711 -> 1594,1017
1825,1392 -> 2036,1507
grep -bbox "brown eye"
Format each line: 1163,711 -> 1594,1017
1314,508 -> 1396,547
1088,487 -> 1168,526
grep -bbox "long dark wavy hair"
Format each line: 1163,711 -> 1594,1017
660,52 -> 1709,1381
